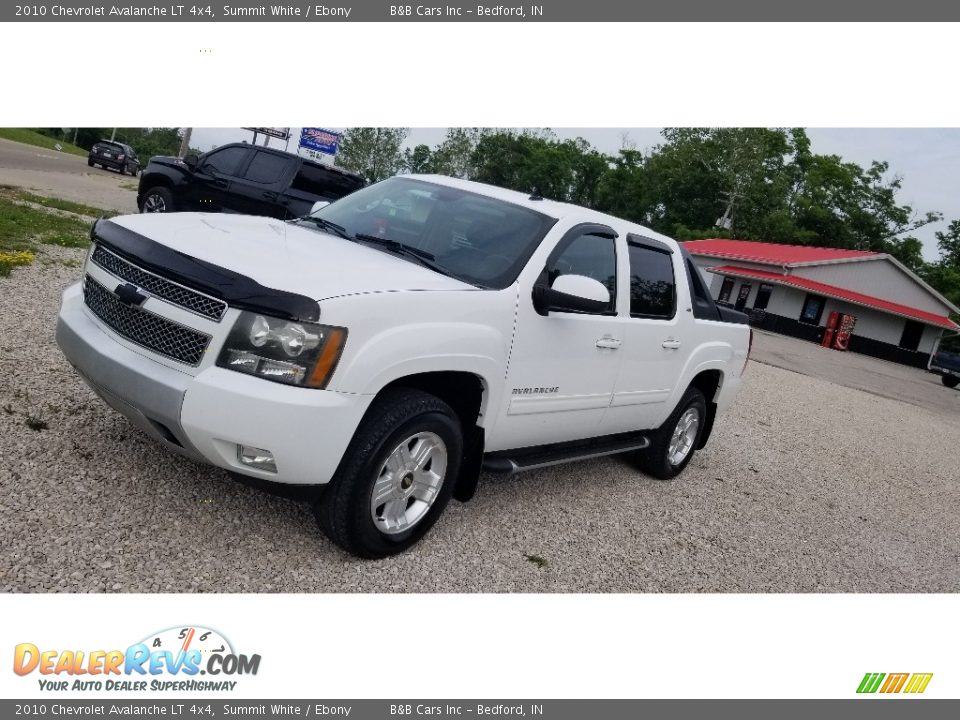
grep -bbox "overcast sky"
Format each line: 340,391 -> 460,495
191,127 -> 960,261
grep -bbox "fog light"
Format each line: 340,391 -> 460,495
237,445 -> 277,473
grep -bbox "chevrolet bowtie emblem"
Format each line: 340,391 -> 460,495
114,283 -> 148,307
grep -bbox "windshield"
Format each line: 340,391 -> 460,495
303,177 -> 556,289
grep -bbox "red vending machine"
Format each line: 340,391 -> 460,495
821,311 -> 840,348
832,313 -> 857,351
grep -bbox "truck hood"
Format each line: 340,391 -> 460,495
109,212 -> 475,301
144,155 -> 183,170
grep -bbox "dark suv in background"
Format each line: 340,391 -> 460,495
136,143 -> 366,218
88,140 -> 140,176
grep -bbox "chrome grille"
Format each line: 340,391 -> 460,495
83,275 -> 211,366
91,244 -> 227,321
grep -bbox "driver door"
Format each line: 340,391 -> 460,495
185,146 -> 252,212
488,224 -> 624,452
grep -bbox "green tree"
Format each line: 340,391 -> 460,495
470,131 -> 610,204
403,144 -> 432,174
429,127 -> 486,178
935,219 -> 960,266
336,127 -> 409,183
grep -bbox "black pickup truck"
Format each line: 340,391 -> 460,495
929,349 -> 960,388
137,143 -> 365,219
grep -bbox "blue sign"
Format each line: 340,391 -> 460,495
299,127 -> 340,156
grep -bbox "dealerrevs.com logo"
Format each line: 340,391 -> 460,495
13,626 -> 261,692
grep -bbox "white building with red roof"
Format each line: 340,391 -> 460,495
683,238 -> 960,367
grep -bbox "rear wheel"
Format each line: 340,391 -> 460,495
87,158 -> 93,167
140,186 -> 174,213
943,375 -> 959,389
633,387 -> 706,480
314,389 -> 463,558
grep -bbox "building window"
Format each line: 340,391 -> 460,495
734,283 -> 752,311
754,283 -> 774,311
899,320 -> 924,351
718,277 -> 735,304
799,294 -> 826,325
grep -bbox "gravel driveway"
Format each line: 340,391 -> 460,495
1,249 -> 959,593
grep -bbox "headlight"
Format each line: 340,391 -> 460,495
216,312 -> 347,389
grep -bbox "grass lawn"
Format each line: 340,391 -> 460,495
0,186 -> 109,276
0,128 -> 88,157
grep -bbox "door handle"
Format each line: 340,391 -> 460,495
262,191 -> 279,200
214,178 -> 228,188
661,339 -> 682,349
596,336 -> 622,349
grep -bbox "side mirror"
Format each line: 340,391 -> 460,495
532,274 -> 611,316
309,200 -> 331,216
182,154 -> 199,170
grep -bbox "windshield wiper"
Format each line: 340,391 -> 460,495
294,215 -> 353,241
353,233 -> 437,262
352,233 -> 459,278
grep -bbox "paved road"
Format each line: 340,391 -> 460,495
0,137 -> 138,213
750,330 -> 959,417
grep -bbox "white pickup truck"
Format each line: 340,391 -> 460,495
56,175 -> 752,558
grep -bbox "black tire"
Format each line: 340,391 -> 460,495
314,388 -> 463,558
943,375 -> 959,389
633,387 -> 707,480
140,186 -> 175,213
87,158 -> 94,167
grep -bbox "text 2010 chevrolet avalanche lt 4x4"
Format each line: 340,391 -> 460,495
56,175 -> 751,558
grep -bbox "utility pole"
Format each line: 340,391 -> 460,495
177,128 -> 193,158
110,128 -> 117,141
716,191 -> 738,231
72,128 -> 79,145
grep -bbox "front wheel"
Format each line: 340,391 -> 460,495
140,186 -> 174,213
943,375 -> 959,389
314,389 -> 463,558
633,387 -> 706,480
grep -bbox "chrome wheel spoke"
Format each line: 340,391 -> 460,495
381,498 -> 408,531
410,437 -> 437,470
372,472 -> 398,507
410,475 -> 440,504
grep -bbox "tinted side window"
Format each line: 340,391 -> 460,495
628,242 -> 675,318
202,147 -> 249,176
547,232 -> 617,313
291,163 -> 364,199
244,152 -> 290,184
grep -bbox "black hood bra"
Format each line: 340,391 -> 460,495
91,218 -> 321,322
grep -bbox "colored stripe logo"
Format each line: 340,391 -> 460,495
857,673 -> 933,694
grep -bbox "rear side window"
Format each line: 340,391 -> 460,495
202,147 -> 249,176
685,257 -> 720,320
244,151 -> 290,184
627,241 -> 676,318
547,231 -> 617,314
291,163 -> 364,199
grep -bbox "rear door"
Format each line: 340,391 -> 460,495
600,234 -> 693,433
226,150 -> 297,218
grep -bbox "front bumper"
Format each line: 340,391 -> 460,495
56,282 -> 372,485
